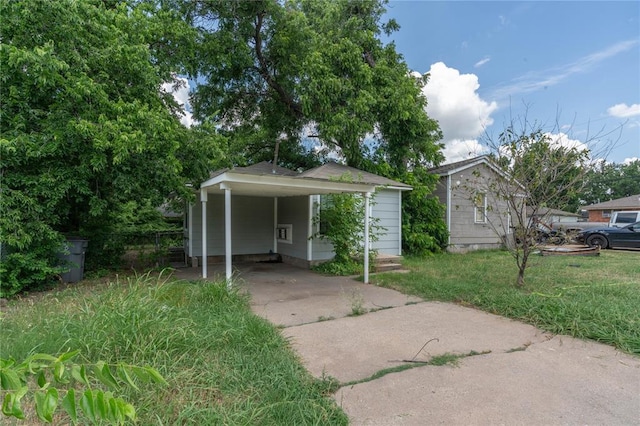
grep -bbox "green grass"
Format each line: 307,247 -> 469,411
372,250 -> 640,355
0,272 -> 347,425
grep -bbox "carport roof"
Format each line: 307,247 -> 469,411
200,161 -> 410,197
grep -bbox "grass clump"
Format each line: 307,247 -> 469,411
0,272 -> 347,424
373,250 -> 640,355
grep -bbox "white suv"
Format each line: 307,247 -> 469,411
608,211 -> 640,228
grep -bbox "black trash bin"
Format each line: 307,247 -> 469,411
60,238 -> 89,283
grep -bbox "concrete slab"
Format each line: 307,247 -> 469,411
237,263 -> 421,327
336,335 -> 640,425
176,262 -> 640,424
175,262 -> 421,327
283,302 -> 551,383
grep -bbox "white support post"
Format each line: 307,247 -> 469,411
446,175 -> 452,246
364,192 -> 371,284
307,195 -> 315,261
224,186 -> 232,286
273,198 -> 278,253
200,189 -> 208,279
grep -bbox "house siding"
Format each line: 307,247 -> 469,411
310,189 -> 403,261
190,195 -> 274,256
310,195 -> 335,262
439,164 -> 513,251
189,189 -> 406,266
276,196 -> 310,260
371,189 -> 402,255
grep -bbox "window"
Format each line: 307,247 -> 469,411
602,209 -> 612,218
318,195 -> 332,236
474,193 -> 487,223
276,224 -> 292,244
614,212 -> 637,224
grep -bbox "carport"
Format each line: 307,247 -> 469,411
197,162 -> 378,285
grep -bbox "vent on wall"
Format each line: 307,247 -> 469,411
276,224 -> 293,244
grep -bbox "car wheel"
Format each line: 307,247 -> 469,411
586,234 -> 609,249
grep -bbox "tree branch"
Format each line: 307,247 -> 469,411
253,11 -> 303,118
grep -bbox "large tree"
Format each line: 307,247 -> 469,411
0,0 -> 220,294
160,0 -> 447,251
166,0 -> 443,169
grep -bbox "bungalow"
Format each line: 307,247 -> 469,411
185,161 -> 411,283
582,194 -> 640,222
429,156 -> 520,252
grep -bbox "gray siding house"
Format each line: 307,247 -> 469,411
430,156 -> 517,252
185,162 -> 411,282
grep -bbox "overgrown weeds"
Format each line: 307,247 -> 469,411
0,272 -> 347,424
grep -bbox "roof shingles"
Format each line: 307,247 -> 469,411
583,194 -> 640,210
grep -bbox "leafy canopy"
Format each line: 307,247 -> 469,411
0,0 -> 223,293
172,0 -> 443,171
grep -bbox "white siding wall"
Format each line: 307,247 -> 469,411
310,189 -> 403,261
277,196 -> 311,260
190,195 -> 274,256
371,189 -> 402,255
310,195 -> 335,261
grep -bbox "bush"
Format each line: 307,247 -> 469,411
0,233 -> 65,298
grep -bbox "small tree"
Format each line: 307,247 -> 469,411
311,177 -> 382,275
461,118 -> 611,287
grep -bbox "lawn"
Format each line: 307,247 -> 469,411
0,273 -> 346,425
372,249 -> 640,355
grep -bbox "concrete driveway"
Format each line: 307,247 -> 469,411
177,263 -> 640,424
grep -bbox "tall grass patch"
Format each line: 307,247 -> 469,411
374,250 -> 640,355
1,273 -> 347,424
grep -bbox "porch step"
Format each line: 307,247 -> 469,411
373,255 -> 405,273
374,262 -> 404,273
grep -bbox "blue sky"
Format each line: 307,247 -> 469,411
382,1 -> 640,164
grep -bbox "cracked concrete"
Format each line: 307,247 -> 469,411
336,335 -> 640,425
283,302 -> 553,383
176,262 -> 640,424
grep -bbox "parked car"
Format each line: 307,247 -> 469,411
576,221 -> 640,249
608,211 -> 640,228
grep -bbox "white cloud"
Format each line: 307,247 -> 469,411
623,157 -> 639,164
162,76 -> 194,127
489,39 -> 638,100
607,103 -> 640,118
421,62 -> 497,162
544,132 -> 589,153
441,139 -> 488,163
474,57 -> 491,68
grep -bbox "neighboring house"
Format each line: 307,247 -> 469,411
185,161 -> 411,283
527,207 -> 580,225
582,194 -> 640,222
429,156 -> 520,252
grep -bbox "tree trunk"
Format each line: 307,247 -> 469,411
517,267 -> 525,287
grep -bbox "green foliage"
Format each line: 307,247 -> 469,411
313,258 -> 363,276
1,273 -> 348,424
311,175 -> 381,273
498,129 -> 589,213
484,126 -> 591,286
172,0 -> 442,170
399,170 -> 448,255
580,160 -> 640,208
0,350 -> 165,424
0,233 -> 65,297
0,0 -> 224,290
